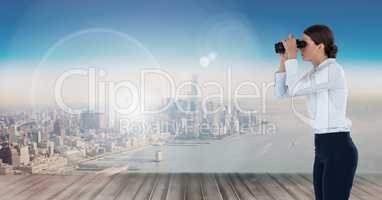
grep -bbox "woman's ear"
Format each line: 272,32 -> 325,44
317,43 -> 326,55
318,43 -> 325,51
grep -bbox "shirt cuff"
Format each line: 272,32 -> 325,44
274,72 -> 286,85
275,71 -> 286,80
285,59 -> 298,75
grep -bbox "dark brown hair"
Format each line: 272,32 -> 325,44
303,24 -> 338,58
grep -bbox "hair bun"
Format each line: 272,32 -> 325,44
326,44 -> 338,58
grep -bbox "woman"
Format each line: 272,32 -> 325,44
274,24 -> 358,200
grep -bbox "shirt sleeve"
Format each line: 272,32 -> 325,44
284,59 -> 342,97
274,71 -> 290,99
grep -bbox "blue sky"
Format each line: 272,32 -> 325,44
1,0 -> 382,67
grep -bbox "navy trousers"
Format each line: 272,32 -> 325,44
313,131 -> 358,200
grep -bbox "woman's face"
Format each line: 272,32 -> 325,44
301,33 -> 322,61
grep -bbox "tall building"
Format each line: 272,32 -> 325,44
53,118 -> 65,145
37,131 -> 42,144
48,141 -> 54,157
7,125 -> 16,145
53,118 -> 63,135
174,75 -> 202,137
80,111 -> 108,130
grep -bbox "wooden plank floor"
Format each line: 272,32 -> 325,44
0,173 -> 381,200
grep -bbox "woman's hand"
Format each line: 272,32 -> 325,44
282,34 -> 298,60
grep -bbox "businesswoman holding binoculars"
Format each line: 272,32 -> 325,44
274,24 -> 358,200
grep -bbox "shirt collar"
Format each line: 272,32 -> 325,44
314,58 -> 336,72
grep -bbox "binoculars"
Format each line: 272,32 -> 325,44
274,39 -> 307,54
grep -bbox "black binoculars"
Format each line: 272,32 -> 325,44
274,39 -> 307,54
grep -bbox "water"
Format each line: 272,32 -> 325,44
80,100 -> 382,173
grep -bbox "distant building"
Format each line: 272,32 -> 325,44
80,111 -> 108,130
19,146 -> 30,165
53,118 -> 65,143
7,125 -> 16,145
48,141 -> 54,157
0,145 -> 20,167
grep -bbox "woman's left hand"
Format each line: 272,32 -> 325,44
282,34 -> 298,60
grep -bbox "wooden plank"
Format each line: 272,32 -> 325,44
12,175 -> 73,200
343,179 -> 368,200
68,174 -> 114,200
201,173 -> 223,200
359,174 -> 382,185
226,173 -> 258,200
237,173 -> 273,200
4,175 -> 53,200
93,173 -> 130,200
284,174 -> 314,199
180,174 -> 189,200
84,175 -> 116,199
186,173 -> 203,200
132,173 -> 160,200
0,175 -> 36,193
45,174 -> 100,200
150,173 -> 171,200
28,175 -> 82,200
268,173 -> 313,200
0,175 -> 47,199
43,175 -> 88,200
353,176 -> 382,198
165,173 -> 184,200
0,175 -> 28,190
214,173 -> 240,200
259,173 -> 296,200
358,175 -> 382,190
114,173 -> 148,200
0,174 -> 381,200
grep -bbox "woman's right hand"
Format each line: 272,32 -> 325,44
282,34 -> 298,60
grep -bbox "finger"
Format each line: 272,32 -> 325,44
291,37 -> 297,45
282,40 -> 288,49
287,35 -> 296,46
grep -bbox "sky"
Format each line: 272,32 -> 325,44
0,0 -> 382,107
1,0 -> 382,64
